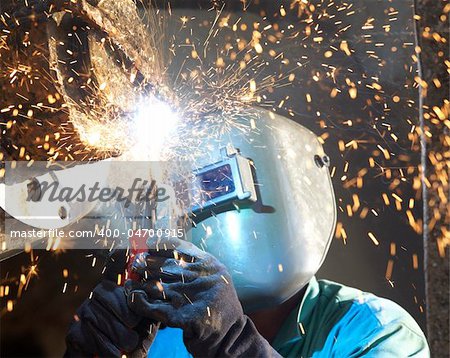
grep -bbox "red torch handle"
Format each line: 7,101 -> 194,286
124,231 -> 149,284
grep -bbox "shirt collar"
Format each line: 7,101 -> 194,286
271,277 -> 320,348
296,276 -> 320,335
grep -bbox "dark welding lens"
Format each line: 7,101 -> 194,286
196,164 -> 235,202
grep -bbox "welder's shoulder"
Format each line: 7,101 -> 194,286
316,279 -> 430,357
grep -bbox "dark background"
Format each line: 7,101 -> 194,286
0,0 -> 432,356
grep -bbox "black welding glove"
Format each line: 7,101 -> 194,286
125,238 -> 281,358
64,251 -> 158,357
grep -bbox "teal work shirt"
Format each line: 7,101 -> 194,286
148,277 -> 430,357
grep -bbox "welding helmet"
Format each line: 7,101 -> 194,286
182,109 -> 337,312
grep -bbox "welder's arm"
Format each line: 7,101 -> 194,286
125,238 -> 282,357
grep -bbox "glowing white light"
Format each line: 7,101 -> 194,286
133,98 -> 180,160
84,129 -> 101,147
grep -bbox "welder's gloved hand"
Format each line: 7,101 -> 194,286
125,238 -> 281,357
65,280 -> 158,357
64,280 -> 154,357
65,250 -> 158,357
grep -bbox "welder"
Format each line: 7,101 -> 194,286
7,1 -> 428,356
64,110 -> 430,357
